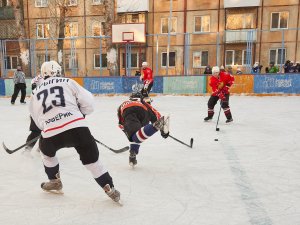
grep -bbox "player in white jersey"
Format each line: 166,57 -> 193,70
29,61 -> 120,202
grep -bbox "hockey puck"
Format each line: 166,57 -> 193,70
216,128 -> 220,131
214,139 -> 218,141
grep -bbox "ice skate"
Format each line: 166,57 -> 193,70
41,173 -> 63,194
226,118 -> 233,123
204,116 -> 213,121
129,150 -> 137,167
103,184 -> 121,204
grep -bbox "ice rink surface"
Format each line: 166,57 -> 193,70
0,95 -> 300,225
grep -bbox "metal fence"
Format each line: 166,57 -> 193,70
0,28 -> 298,77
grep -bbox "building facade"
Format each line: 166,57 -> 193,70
0,0 -> 299,77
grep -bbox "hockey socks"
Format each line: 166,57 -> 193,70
44,164 -> 59,180
223,107 -> 232,119
132,124 -> 158,143
130,142 -> 140,155
95,172 -> 114,188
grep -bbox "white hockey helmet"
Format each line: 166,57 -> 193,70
212,66 -> 220,74
41,61 -> 62,78
142,61 -> 148,67
40,61 -> 49,77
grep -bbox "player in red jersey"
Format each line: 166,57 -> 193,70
140,62 -> 154,102
204,66 -> 235,123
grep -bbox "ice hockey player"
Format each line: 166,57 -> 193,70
117,92 -> 169,167
204,66 -> 234,123
140,61 -> 154,103
29,61 -> 120,203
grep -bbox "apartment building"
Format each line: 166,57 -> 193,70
0,0 -> 299,76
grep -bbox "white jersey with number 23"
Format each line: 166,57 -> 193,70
29,77 -> 94,138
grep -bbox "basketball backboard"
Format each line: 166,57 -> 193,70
112,23 -> 146,44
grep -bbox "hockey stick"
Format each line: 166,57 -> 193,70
3,135 -> 41,154
169,135 -> 193,148
215,101 -> 222,131
94,139 -> 129,153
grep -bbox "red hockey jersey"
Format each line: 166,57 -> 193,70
209,71 -> 234,96
141,67 -> 154,85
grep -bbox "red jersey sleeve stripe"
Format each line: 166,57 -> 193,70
43,117 -> 85,133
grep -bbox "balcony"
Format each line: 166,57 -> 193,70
225,29 -> 257,43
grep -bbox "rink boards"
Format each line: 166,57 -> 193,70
1,74 -> 300,96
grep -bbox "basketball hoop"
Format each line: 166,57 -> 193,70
112,23 -> 146,44
122,32 -> 134,43
112,24 -> 146,76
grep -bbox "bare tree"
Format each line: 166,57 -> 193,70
54,0 -> 69,75
10,0 -> 29,75
103,0 -> 118,76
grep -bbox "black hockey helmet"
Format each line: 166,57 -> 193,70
129,92 -> 144,101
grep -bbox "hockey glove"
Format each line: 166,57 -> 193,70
161,130 -> 169,139
218,82 -> 224,90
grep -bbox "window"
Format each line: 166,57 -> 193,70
269,48 -> 286,65
242,50 -> 247,65
193,51 -> 208,68
92,21 -> 104,36
66,0 -> 77,6
92,0 -> 102,5
131,14 -> 139,23
5,56 -> 18,70
194,16 -> 210,33
225,50 -> 245,66
65,22 -> 78,37
94,54 -> 107,68
271,12 -> 289,29
36,24 -> 50,39
119,13 -> 145,23
65,54 -> 78,69
126,14 -> 139,23
35,0 -> 47,7
226,14 -> 254,30
122,53 -> 139,68
161,52 -> 176,67
0,0 -> 8,7
37,54 -> 50,68
161,17 -> 177,34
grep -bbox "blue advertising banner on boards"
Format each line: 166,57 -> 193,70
0,79 -> 5,96
254,74 -> 300,94
122,77 -> 143,93
152,76 -> 163,93
84,77 -> 123,94
122,76 -> 164,93
83,76 -> 164,94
